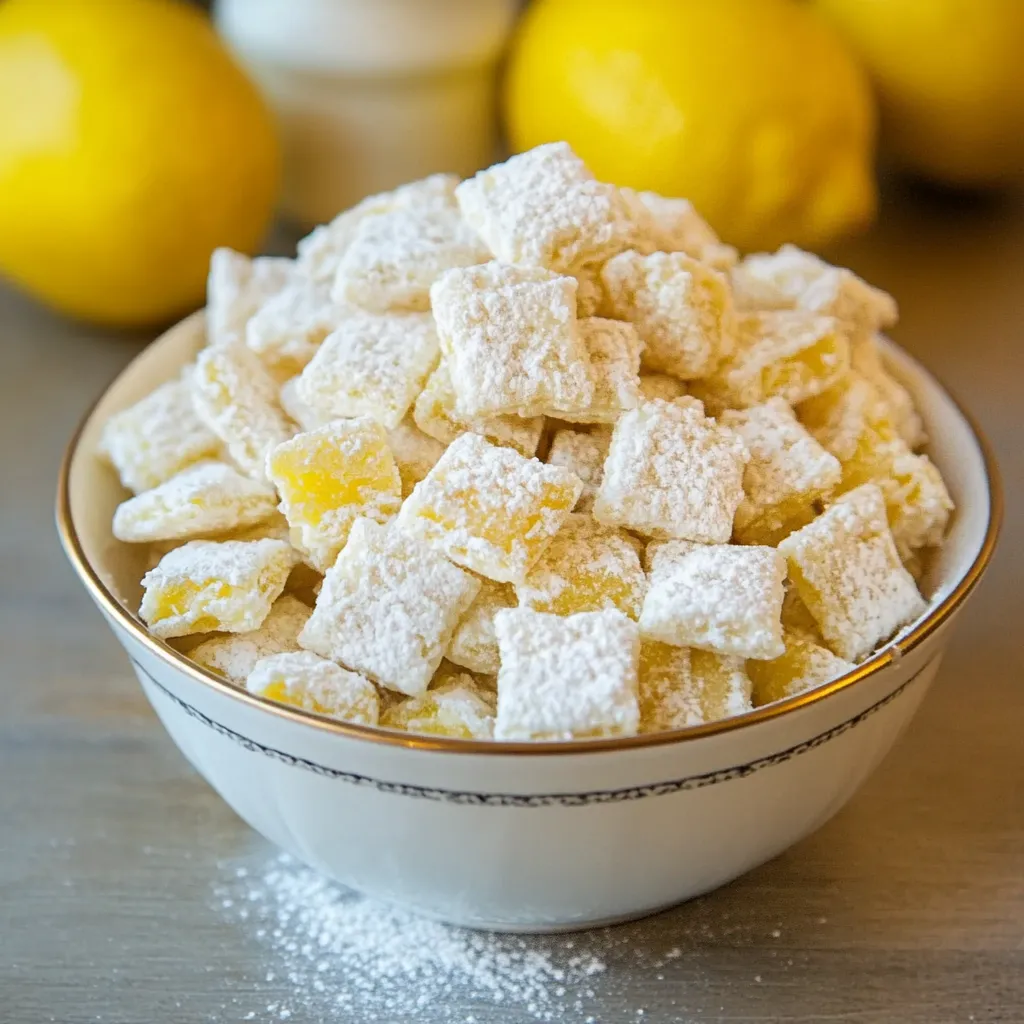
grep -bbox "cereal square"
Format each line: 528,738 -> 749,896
207,248 -> 295,348
413,361 -> 544,457
748,628 -> 855,707
113,460 -> 279,543
557,317 -> 644,424
637,642 -> 751,733
446,577 -> 517,676
98,375 -> 221,494
397,433 -> 582,584
455,142 -> 635,274
721,399 -> 841,545
192,344 -> 294,481
299,518 -> 481,696
247,650 -> 379,725
850,334 -> 925,449
777,484 -> 927,661
430,262 -> 593,419
191,594 -> 311,683
386,417 -> 447,497
639,543 -> 786,659
594,399 -> 748,542
140,538 -> 294,639
294,310 -> 439,429
493,608 -> 640,740
267,419 -> 403,572
691,310 -> 850,411
545,428 -> 610,513
516,514 -> 646,619
600,250 -> 733,380
622,188 -> 738,270
333,206 -> 490,313
382,672 -> 495,739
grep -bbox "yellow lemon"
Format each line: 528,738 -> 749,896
0,0 -> 280,328
504,0 -> 877,252
813,0 -> 1024,186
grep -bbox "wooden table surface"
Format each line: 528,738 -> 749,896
1,189 -> 1022,1024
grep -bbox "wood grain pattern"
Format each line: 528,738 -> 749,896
1,191 -> 1022,1023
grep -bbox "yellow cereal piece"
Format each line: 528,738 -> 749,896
140,538 -> 294,639
691,310 -> 850,412
493,608 -> 640,740
545,428 -> 610,513
267,419 -> 403,572
446,578 -> 517,675
294,310 -> 439,430
98,375 -> 221,494
246,277 -> 348,379
594,399 -> 748,542
721,399 -> 841,546
516,514 -> 646,620
778,484 -> 927,661
850,334 -> 925,449
206,248 -> 295,348
247,651 -> 379,726
637,642 -> 751,733
622,189 -> 738,271
748,628 -> 856,707
112,461 -> 279,544
190,595 -> 312,683
781,586 -> 823,641
296,173 -> 461,283
192,345 -> 294,481
430,262 -> 594,419
382,673 -> 495,739
455,142 -> 636,274
413,361 -> 544,458
638,373 -> 688,403
396,433 -> 582,584
600,250 -> 734,380
639,543 -> 786,660
386,418 -> 446,498
731,245 -> 898,334
797,371 -> 898,464
333,206 -> 490,313
557,317 -> 644,425
299,518 -> 481,696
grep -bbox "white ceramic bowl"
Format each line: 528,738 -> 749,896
58,314 -> 1001,932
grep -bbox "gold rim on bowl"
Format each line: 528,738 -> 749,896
56,342 -> 1003,756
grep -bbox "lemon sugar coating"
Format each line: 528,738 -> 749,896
386,418 -> 447,498
748,628 -> 856,708
246,277 -> 348,379
493,609 -> 640,740
98,375 -> 221,494
382,674 -> 496,740
112,460 -> 279,544
691,310 -> 850,412
397,433 -> 582,585
333,205 -> 491,314
637,643 -> 752,734
446,578 -> 517,676
413,361 -> 545,458
455,142 -> 636,275
192,344 -> 294,481
778,484 -> 927,662
140,538 -> 295,640
557,317 -> 644,425
545,428 -> 610,514
594,399 -> 748,543
190,594 -> 311,683
247,651 -> 379,726
601,250 -> 734,381
721,399 -> 841,546
294,310 -> 439,430
266,419 -> 403,573
639,543 -> 786,660
206,248 -> 295,349
299,518 -> 480,697
431,262 -> 593,419
516,514 -> 646,620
